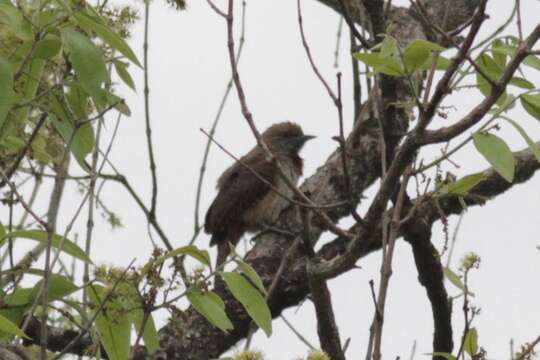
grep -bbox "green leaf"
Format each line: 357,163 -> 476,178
187,290 -> 234,333
220,272 -> 272,336
2,288 -> 32,306
464,328 -> 478,356
477,52 -> 504,77
0,3 -> 31,40
89,285 -> 131,360
49,114 -> 95,168
503,117 -> 540,163
114,61 -> 136,91
142,245 -> 211,275
379,36 -> 398,58
0,56 -> 14,131
103,91 -> 131,117
130,310 -> 160,354
443,267 -> 466,293
34,34 -> 62,59
509,77 -> 534,89
524,55 -> 540,71
1,229 -> 92,263
31,134 -> 53,163
61,28 -> 108,105
0,313 -> 28,339
235,259 -> 266,294
430,353 -> 457,360
353,52 -> 404,76
66,82 -> 90,119
521,93 -> 540,121
419,54 -> 451,71
476,53 -> 505,103
31,274 -> 78,303
403,39 -> 445,72
473,132 -> 515,182
73,12 -> 141,67
2,135 -> 25,153
436,173 -> 485,196
491,39 -> 507,68
0,288 -> 32,339
491,46 -> 516,58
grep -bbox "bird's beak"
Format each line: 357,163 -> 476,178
301,134 -> 316,143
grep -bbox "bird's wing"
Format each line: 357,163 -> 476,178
204,154 -> 277,236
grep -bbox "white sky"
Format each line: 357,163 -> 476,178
8,0 -> 540,359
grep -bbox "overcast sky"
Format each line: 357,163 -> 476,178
15,0 -> 540,358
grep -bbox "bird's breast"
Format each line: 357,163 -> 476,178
243,161 -> 299,229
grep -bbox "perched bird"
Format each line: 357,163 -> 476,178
204,122 -> 314,267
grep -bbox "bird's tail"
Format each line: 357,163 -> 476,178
213,240 -> 231,293
215,241 -> 229,269
211,227 -> 242,269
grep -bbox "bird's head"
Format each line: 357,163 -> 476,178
262,122 -> 315,155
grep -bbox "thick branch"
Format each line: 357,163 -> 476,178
158,141 -> 540,359
403,218 -> 453,359
156,1 -> 485,358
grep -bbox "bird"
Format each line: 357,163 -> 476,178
204,122 -> 314,267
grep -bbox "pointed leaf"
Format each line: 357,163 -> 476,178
403,39 -> 445,71
130,310 -> 160,354
31,274 -> 78,303
89,285 -> 131,360
464,328 -> 478,356
2,229 -> 92,263
0,55 -> 14,130
73,12 -> 141,67
235,259 -> 266,294
473,132 -> 515,182
503,117 -> 540,163
0,313 -> 28,338
509,77 -> 534,89
187,290 -> 234,333
443,267 -> 466,293
61,28 -> 108,104
34,34 -> 62,59
380,36 -> 398,58
49,114 -> 95,168
114,60 -> 135,90
141,245 -> 211,275
436,173 -> 485,196
524,55 -> 540,71
354,52 -> 404,76
220,272 -> 272,336
521,94 -> 540,121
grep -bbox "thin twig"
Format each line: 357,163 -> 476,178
334,17 -> 344,68
210,0 -> 354,241
0,169 -> 48,229
280,314 -> 317,350
337,0 -> 372,49
350,31 -> 362,121
371,169 -> 412,360
143,0 -> 159,219
516,0 -> 523,42
52,259 -> 137,359
40,147 -> 70,359
515,335 -> 540,360
0,112 -> 48,188
193,0 -> 247,240
298,0 -> 338,103
200,129 -> 345,211
82,117 -> 103,313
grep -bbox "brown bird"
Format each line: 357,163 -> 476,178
204,122 -> 314,267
